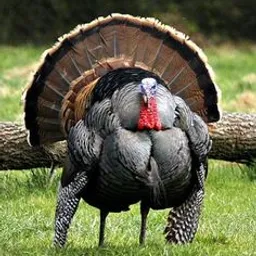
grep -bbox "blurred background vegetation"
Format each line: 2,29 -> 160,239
1,0 -> 255,45
0,0 -> 256,121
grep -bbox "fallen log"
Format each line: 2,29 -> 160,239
0,123 -> 66,171
208,112 -> 256,164
0,112 -> 255,170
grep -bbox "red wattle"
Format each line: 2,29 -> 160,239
137,98 -> 162,130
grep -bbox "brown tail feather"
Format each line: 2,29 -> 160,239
24,13 -> 220,146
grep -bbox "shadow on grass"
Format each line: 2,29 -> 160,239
1,234 -> 235,256
3,242 -> 164,256
198,233 -> 231,246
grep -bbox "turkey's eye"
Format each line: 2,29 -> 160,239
140,84 -> 146,93
151,85 -> 157,94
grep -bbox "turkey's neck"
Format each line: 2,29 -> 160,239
137,97 -> 162,130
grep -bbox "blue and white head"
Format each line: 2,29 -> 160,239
139,78 -> 158,104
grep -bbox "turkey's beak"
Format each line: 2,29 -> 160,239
143,93 -> 151,106
142,94 -> 148,105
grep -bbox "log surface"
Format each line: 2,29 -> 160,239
0,122 -> 66,170
208,112 -> 256,164
0,112 -> 255,170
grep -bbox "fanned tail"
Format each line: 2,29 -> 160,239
24,13 -> 221,146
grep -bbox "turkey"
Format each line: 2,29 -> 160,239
23,14 -> 221,247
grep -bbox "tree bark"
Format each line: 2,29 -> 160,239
0,112 -> 255,171
0,123 -> 66,170
208,112 -> 256,164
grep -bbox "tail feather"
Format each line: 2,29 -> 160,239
43,81 -> 66,101
24,13 -> 220,146
37,97 -> 61,119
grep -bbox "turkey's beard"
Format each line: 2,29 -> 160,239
137,97 -> 162,130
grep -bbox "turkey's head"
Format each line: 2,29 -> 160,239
139,78 -> 158,105
138,78 -> 162,131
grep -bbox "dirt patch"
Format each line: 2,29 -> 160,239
230,91 -> 256,112
242,73 -> 256,85
4,63 -> 37,80
0,86 -> 14,97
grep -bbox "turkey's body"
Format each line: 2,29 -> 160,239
23,14 -> 220,248
68,70 -> 193,213
83,127 -> 192,212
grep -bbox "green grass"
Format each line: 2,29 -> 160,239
1,163 -> 255,255
206,45 -> 256,112
0,44 -> 256,255
0,45 -> 45,121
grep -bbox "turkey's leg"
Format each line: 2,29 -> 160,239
99,210 -> 109,247
139,202 -> 150,245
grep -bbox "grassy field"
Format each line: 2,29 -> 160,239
0,44 -> 256,255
